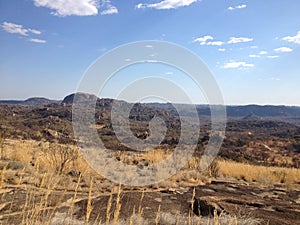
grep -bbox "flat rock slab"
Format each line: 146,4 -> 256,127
1,180 -> 299,224
72,180 -> 300,225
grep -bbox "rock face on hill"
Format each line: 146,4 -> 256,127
61,93 -> 99,105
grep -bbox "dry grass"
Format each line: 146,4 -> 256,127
1,139 -> 96,177
1,138 -> 298,224
218,160 -> 300,184
0,160 -> 264,225
141,148 -> 171,163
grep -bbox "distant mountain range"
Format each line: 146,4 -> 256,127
1,93 -> 300,123
0,97 -> 60,106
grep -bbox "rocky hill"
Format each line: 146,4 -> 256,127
0,97 -> 59,106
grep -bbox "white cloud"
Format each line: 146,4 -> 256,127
193,35 -> 213,45
34,0 -> 99,16
101,0 -> 118,15
236,4 -> 247,9
267,55 -> 279,59
29,29 -> 42,35
274,47 -> 293,53
250,46 -> 258,49
193,35 -> 224,46
223,61 -> 254,69
228,4 -> 247,10
101,5 -> 118,15
34,0 -> 118,16
136,0 -> 198,10
207,41 -> 224,46
259,51 -> 268,55
282,31 -> 300,44
218,48 -> 226,52
249,54 -> 260,58
29,38 -> 47,43
1,22 -> 42,36
258,77 -> 281,81
228,37 -> 253,44
165,71 -> 174,75
136,3 -> 144,9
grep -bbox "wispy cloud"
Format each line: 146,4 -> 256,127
101,0 -> 118,15
1,22 -> 42,36
267,55 -> 279,59
193,35 -> 213,44
193,35 -> 224,46
101,6 -> 118,15
194,36 -> 253,47
136,0 -> 198,10
258,77 -> 281,81
228,37 -> 253,44
259,51 -> 268,55
218,48 -> 226,52
165,71 -> 174,75
2,22 -> 46,43
29,29 -> 42,35
228,4 -> 247,11
282,31 -> 300,44
29,38 -> 47,43
274,47 -> 293,53
223,61 -> 254,69
249,54 -> 260,58
135,3 -> 144,9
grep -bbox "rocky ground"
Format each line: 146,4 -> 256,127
1,178 -> 299,225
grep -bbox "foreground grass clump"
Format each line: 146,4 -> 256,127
218,160 -> 300,184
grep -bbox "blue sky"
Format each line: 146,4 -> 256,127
1,0 -> 300,105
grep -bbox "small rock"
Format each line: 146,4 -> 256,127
154,198 -> 162,202
192,197 -> 223,216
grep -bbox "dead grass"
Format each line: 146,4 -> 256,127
218,160 -> 300,184
141,148 -> 171,163
0,138 -> 298,224
1,139 -> 94,176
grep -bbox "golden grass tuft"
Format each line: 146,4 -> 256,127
141,148 -> 171,163
218,160 -> 300,184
